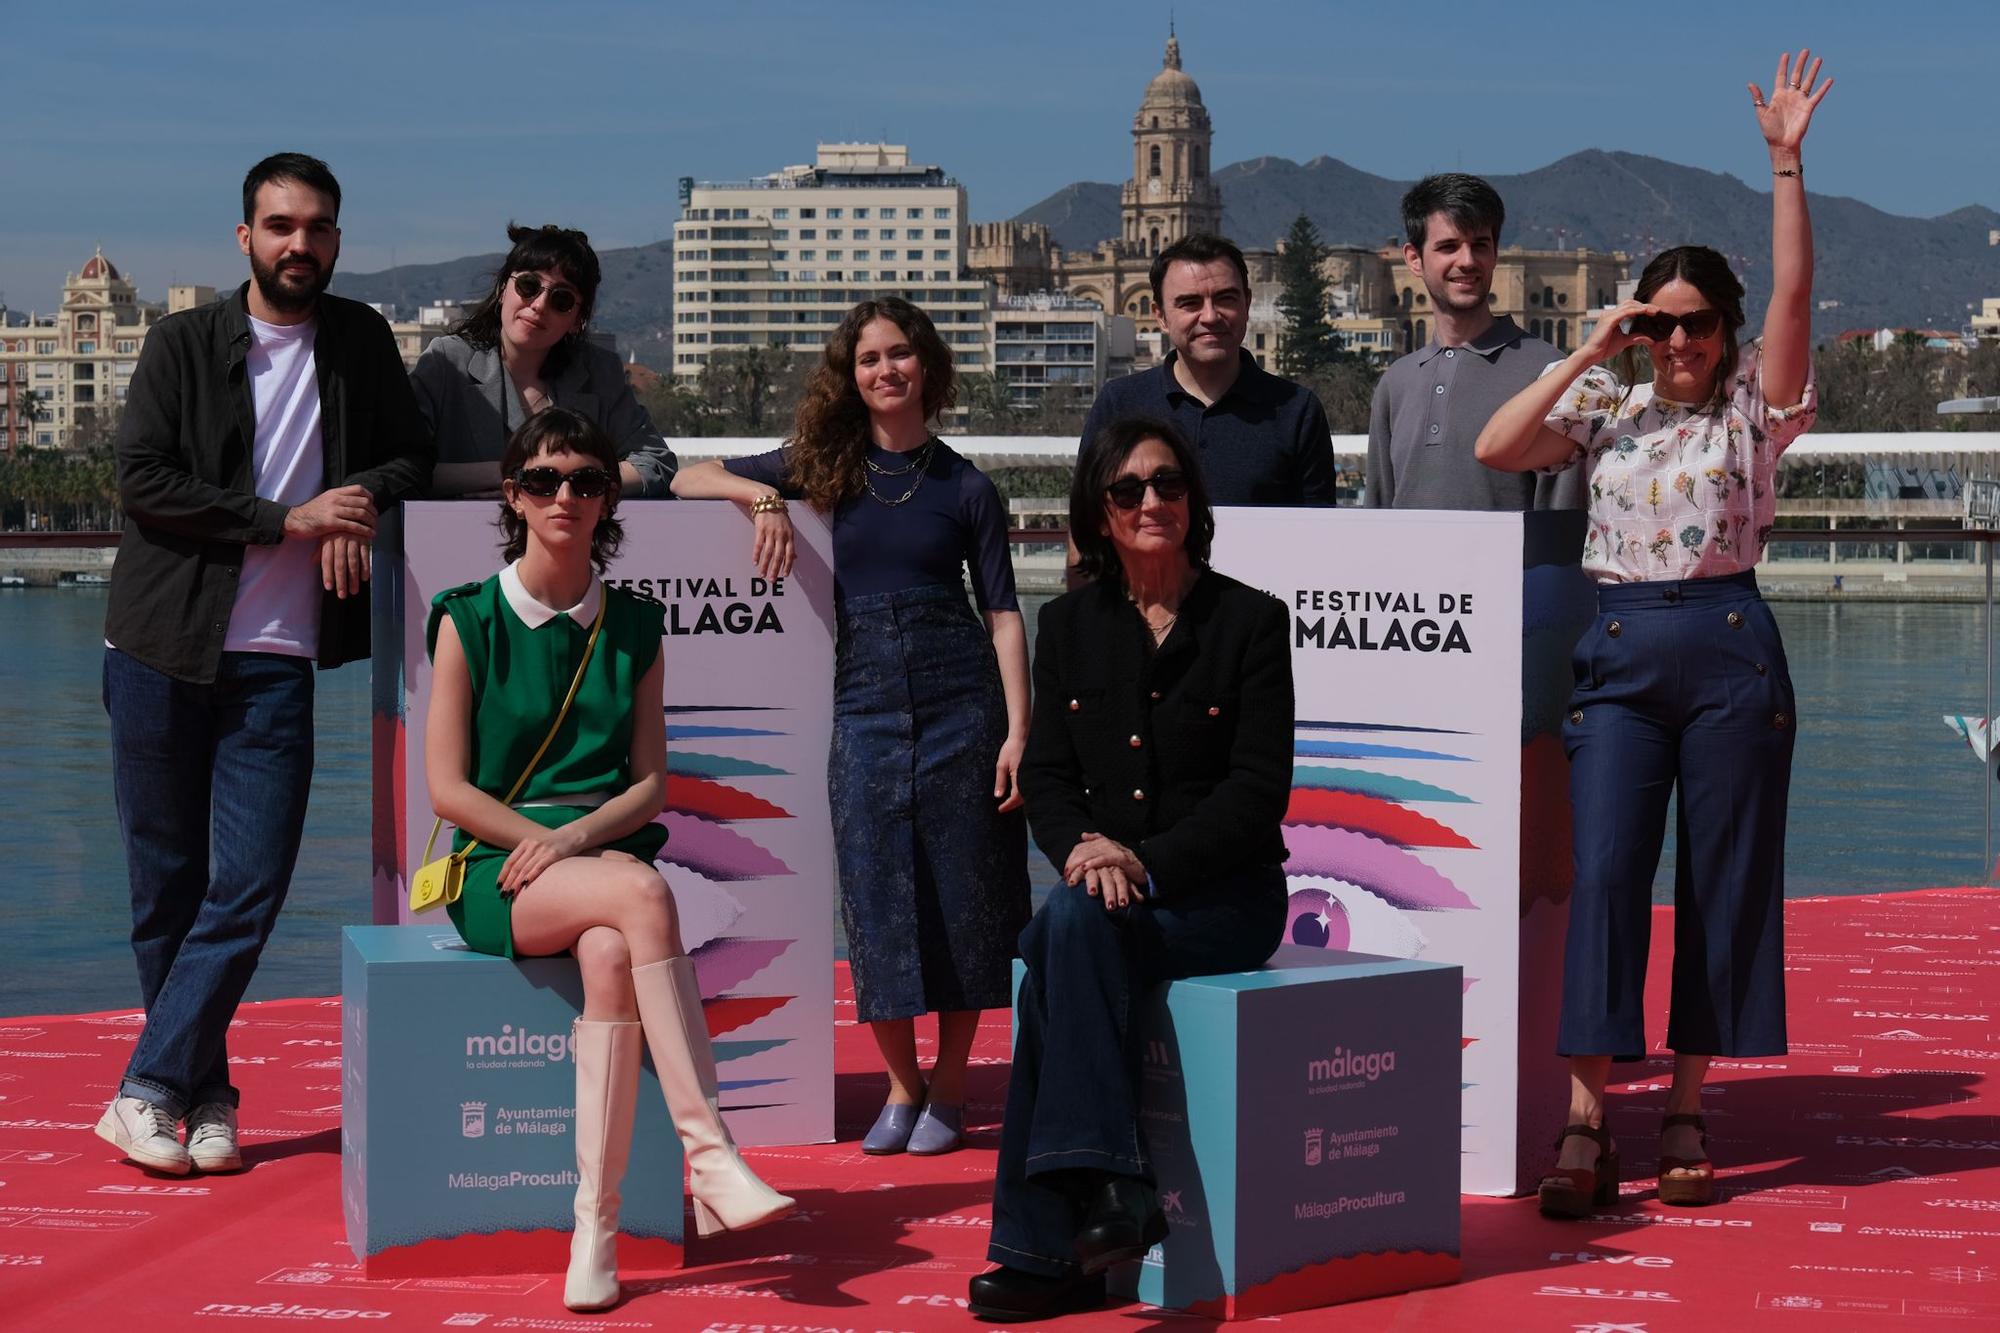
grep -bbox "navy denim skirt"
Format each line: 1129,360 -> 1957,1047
831,583 -> 1030,1022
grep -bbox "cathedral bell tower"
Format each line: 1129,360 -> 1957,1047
1121,25 -> 1224,256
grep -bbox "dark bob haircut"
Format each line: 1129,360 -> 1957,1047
497,406 -> 624,573
1401,173 -> 1504,252
452,224 -> 603,369
242,152 -> 342,225
1069,416 -> 1214,586
1148,232 -> 1251,306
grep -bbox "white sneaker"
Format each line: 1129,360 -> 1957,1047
95,1096 -> 191,1175
184,1102 -> 244,1173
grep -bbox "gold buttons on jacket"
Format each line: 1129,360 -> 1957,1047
1068,699 -> 1080,712
1727,611 -> 1744,629
1773,711 -> 1789,729
1606,620 -> 1622,637
1570,710 -> 1584,725
1129,734 -> 1143,748
1207,705 -> 1222,717
1149,690 -> 1162,701
1132,788 -> 1146,801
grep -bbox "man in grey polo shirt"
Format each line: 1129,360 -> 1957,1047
1366,174 -> 1579,511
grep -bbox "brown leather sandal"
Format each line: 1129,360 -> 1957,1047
1537,1121 -> 1619,1219
1657,1112 -> 1714,1206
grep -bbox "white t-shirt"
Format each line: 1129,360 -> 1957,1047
224,315 -> 325,657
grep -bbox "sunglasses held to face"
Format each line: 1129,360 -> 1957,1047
513,465 -> 614,499
511,272 -> 581,315
1106,469 -> 1191,510
1619,309 -> 1723,342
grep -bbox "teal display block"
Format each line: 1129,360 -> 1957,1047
1014,944 -> 1462,1320
342,925 -> 685,1277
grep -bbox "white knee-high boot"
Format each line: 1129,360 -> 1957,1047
630,957 -> 795,1237
565,1019 -> 642,1311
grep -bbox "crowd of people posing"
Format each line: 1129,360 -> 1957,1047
90,49 -> 1831,1324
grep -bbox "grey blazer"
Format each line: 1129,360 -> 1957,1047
410,333 -> 678,497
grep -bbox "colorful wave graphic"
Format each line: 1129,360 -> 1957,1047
666,775 -> 792,822
1284,826 -> 1475,912
657,811 -> 793,880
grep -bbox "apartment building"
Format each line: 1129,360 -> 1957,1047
671,143 -> 991,382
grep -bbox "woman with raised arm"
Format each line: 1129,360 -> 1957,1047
1476,49 -> 1830,1218
426,408 -> 790,1312
672,297 -> 1030,1159
412,224 -> 678,498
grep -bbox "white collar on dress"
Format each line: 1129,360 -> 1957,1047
500,561 -> 601,629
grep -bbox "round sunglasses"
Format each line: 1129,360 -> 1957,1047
512,465 -> 614,499
1105,469 -> 1190,510
510,272 -> 581,315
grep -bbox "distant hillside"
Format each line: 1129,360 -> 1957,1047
331,240 -> 677,369
330,149 -> 2000,367
1014,149 -> 2000,332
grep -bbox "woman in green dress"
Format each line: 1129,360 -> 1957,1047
425,407 -> 793,1312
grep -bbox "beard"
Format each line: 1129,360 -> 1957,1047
250,250 -> 333,314
1424,271 -> 1490,314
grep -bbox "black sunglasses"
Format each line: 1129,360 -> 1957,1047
513,465 -> 614,499
1620,309 -> 1723,342
1106,469 -> 1191,510
510,272 -> 581,315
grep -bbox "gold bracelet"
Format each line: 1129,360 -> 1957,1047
749,493 -> 786,516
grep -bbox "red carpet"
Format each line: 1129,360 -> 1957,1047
6,888 -> 2000,1331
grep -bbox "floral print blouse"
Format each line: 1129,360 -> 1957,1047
1541,342 -> 1816,584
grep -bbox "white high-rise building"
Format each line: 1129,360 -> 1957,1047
671,143 -> 991,383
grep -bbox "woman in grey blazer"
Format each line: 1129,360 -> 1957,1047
411,224 -> 678,498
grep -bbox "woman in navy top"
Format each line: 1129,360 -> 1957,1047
673,297 -> 1030,1157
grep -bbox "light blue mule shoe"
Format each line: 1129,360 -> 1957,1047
863,1100 -> 920,1155
906,1102 -> 963,1156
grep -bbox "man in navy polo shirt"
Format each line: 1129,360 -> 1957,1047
1079,233 -> 1337,507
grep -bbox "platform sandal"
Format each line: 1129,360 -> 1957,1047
1657,1112 -> 1714,1207
1538,1121 -> 1618,1219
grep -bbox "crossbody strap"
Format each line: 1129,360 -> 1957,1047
420,591 -> 609,866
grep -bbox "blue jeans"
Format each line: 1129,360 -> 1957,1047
986,871 -> 1285,1277
104,648 -> 316,1117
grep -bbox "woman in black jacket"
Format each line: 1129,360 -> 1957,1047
969,417 -> 1295,1323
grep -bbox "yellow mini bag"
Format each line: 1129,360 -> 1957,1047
409,598 -> 606,914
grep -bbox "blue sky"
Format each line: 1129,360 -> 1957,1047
4,1 -> 1993,311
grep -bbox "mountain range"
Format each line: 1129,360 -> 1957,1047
332,150 -> 1999,370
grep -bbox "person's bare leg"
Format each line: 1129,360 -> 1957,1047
1555,1055 -> 1614,1171
1662,1052 -> 1712,1161
924,1010 -> 981,1105
870,1018 -> 927,1105
511,850 -> 685,967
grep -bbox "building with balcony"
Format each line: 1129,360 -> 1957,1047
989,294 -> 1134,409
670,143 -> 991,384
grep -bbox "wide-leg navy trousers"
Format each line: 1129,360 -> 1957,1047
1560,570 -> 1795,1060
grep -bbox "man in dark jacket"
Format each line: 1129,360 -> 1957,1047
95,153 -> 432,1176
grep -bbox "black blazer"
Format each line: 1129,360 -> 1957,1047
107,284 -> 433,681
1022,569 -> 1294,899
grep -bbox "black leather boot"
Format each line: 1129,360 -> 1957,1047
967,1267 -> 1107,1322
1073,1174 -> 1169,1275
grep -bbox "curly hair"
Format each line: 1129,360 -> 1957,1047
785,297 -> 956,511
450,223 -> 602,375
496,407 -> 624,572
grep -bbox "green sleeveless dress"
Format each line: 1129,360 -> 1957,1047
427,574 -> 670,958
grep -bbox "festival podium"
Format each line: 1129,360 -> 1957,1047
1094,946 -> 1463,1319
341,924 -> 686,1276
364,500 -> 838,1157
1212,507 -> 1592,1196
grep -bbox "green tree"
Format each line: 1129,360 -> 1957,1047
697,343 -> 803,434
1275,213 -> 1342,378
959,372 -> 1023,433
